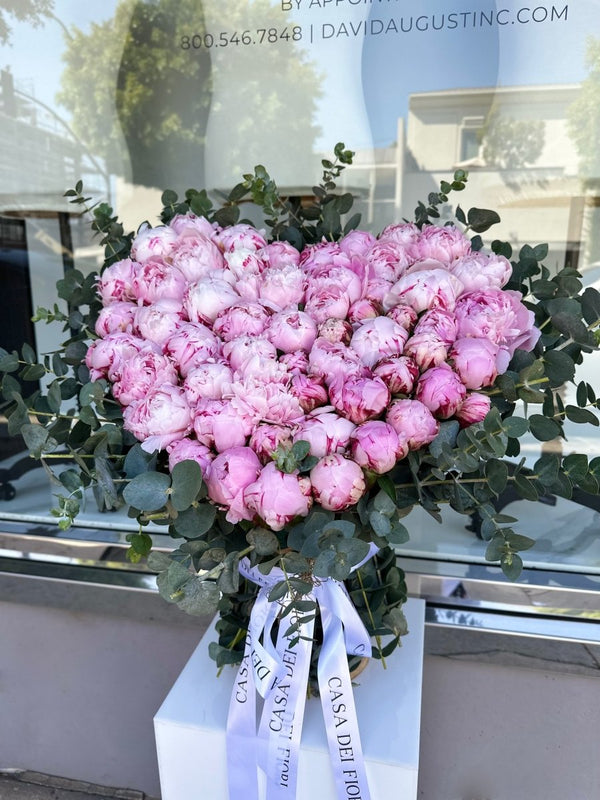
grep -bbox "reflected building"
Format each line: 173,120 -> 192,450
341,83 -> 600,276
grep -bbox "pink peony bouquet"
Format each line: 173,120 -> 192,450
87,210 -> 539,532
3,144 -> 600,669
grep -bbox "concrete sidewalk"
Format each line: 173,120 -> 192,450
0,772 -> 158,800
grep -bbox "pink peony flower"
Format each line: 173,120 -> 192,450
300,240 -> 345,272
184,275 -> 240,325
258,264 -> 305,311
170,235 -> 225,282
339,229 -> 377,257
414,308 -> 458,344
268,310 -> 318,353
350,316 -> 409,368
373,355 -> 419,395
454,289 -> 540,358
379,221 -> 421,253
293,412 -> 356,458
123,384 -> 193,453
183,361 -> 233,403
165,323 -> 221,377
260,240 -> 301,269
364,278 -> 394,305
95,301 -> 137,336
328,374 -> 391,425
456,392 -> 492,427
316,318 -> 353,346
235,272 -> 262,303
249,423 -> 294,464
450,337 -> 504,390
404,332 -> 449,371
224,249 -> 265,281
289,373 -> 329,414
310,454 -> 366,511
386,304 -> 418,331
229,379 -> 304,428
234,355 -> 289,385
206,446 -> 262,523
280,350 -> 310,375
222,335 -> 277,373
365,240 -> 412,283
85,333 -> 160,382
413,223 -> 471,262
213,302 -> 271,342
450,251 -> 512,292
131,224 -> 178,262
192,399 -> 249,451
169,212 -> 219,239
244,462 -> 312,531
384,269 -> 464,314
131,259 -> 187,305
97,258 -> 137,304
133,299 -> 183,348
347,298 -> 382,324
167,438 -> 214,479
217,223 -> 267,253
415,364 -> 467,419
349,421 -> 408,474
304,280 -> 351,324
307,264 -> 366,304
386,399 -> 440,450
111,350 -> 179,406
308,339 -> 367,385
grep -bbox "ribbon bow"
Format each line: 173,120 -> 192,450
226,543 -> 378,800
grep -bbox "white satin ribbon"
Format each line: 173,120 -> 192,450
226,543 -> 378,800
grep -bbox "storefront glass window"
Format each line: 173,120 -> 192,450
1,1 -> 600,576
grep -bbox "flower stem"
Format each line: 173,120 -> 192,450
355,568 -> 386,669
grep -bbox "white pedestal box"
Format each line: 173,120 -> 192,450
154,598 -> 425,800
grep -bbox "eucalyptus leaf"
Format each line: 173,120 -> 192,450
21,423 -> 50,457
0,351 -> 19,372
218,552 -> 240,594
170,460 -> 203,511
123,471 -> 171,512
246,527 -> 279,556
563,453 -> 589,484
502,417 -> 529,438
529,414 -> 562,442
175,577 -> 220,617
281,552 -> 311,575
485,459 -> 509,495
173,503 -> 217,539
565,406 -> 599,425
500,553 -> 523,581
147,551 -> 173,572
467,207 -> 500,233
386,521 -> 410,545
369,510 -> 392,537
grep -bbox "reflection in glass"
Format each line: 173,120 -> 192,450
1,2 -> 600,578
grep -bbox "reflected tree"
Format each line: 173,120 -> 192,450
480,108 -> 545,170
0,0 -> 53,44
58,0 -> 321,191
568,38 -> 600,270
568,37 -> 600,180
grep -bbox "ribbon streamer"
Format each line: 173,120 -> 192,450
226,543 -> 379,800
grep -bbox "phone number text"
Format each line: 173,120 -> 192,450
181,27 -> 304,49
